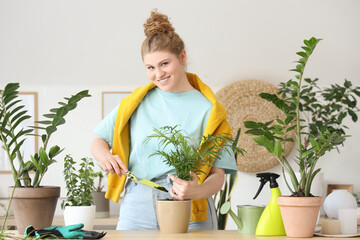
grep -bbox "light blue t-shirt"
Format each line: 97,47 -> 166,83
94,87 -> 237,180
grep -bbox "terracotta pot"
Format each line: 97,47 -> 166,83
277,196 -> 322,238
8,186 -> 60,234
91,191 -> 110,218
156,199 -> 191,233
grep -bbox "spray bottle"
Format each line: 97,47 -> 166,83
253,172 -> 286,236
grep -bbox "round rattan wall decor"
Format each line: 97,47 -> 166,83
216,80 -> 295,172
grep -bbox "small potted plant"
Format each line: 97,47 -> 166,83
91,167 -> 110,218
61,155 -> 96,230
244,37 -> 360,237
145,125 -> 244,233
0,83 -> 91,233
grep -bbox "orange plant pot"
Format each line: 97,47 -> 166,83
277,196 -> 322,238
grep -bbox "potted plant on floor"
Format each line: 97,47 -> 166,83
0,83 -> 91,233
244,37 -> 360,237
61,155 -> 96,230
145,125 -> 244,233
91,168 -> 110,218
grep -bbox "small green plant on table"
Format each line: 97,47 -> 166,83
61,155 -> 96,208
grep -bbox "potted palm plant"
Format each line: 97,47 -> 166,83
0,83 -> 91,233
145,125 -> 244,233
61,155 -> 96,230
244,37 -> 360,237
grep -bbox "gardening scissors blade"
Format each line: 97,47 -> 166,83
124,171 -> 168,193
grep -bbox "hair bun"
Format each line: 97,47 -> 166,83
143,9 -> 175,37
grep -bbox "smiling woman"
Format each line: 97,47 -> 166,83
90,9 -> 238,231
143,50 -> 193,93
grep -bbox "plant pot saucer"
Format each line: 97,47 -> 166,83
314,226 -> 360,238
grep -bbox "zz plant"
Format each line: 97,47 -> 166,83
145,125 -> 244,181
61,155 -> 96,208
244,37 -> 360,197
0,83 -> 91,187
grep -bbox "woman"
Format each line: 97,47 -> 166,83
91,10 -> 237,230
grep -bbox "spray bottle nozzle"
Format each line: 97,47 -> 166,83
253,172 -> 280,200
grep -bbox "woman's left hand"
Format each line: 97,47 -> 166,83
168,172 -> 200,200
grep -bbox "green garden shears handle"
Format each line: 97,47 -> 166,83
122,170 -> 168,192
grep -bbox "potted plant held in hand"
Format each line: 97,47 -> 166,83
0,83 -> 91,233
145,125 -> 244,233
62,155 -> 96,230
244,37 -> 360,237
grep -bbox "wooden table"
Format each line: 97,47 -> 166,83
2,218 -> 360,239
3,230 -> 358,240
0,216 -> 119,230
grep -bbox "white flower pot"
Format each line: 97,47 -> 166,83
64,205 -> 96,230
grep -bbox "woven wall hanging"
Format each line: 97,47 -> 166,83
216,80 -> 295,172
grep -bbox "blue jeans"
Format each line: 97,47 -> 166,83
116,175 -> 217,230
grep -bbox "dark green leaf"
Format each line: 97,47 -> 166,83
46,126 -> 57,135
245,129 -> 265,136
39,147 -> 50,165
243,121 -> 259,129
348,109 -> 358,122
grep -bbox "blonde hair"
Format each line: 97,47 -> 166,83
141,10 -> 185,59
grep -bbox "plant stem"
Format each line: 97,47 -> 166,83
296,77 -> 303,167
1,185 -> 16,232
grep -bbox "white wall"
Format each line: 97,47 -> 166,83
0,0 -> 359,229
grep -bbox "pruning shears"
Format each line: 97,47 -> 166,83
122,170 -> 168,193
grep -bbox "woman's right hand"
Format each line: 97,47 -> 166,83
91,137 -> 128,177
100,154 -> 128,177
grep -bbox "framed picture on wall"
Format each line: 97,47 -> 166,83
102,92 -> 131,119
0,92 -> 38,173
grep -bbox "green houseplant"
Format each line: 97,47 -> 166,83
145,125 -> 244,233
91,167 -> 110,218
0,83 -> 91,187
213,128 -> 242,230
0,83 -> 91,233
62,155 -> 96,230
146,125 -> 244,181
244,37 -> 360,237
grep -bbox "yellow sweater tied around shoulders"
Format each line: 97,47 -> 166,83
105,73 -> 232,222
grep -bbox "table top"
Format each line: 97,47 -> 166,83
109,230 -> 360,239
3,229 -> 360,239
2,218 -> 360,239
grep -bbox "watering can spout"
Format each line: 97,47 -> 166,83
220,201 -> 243,229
